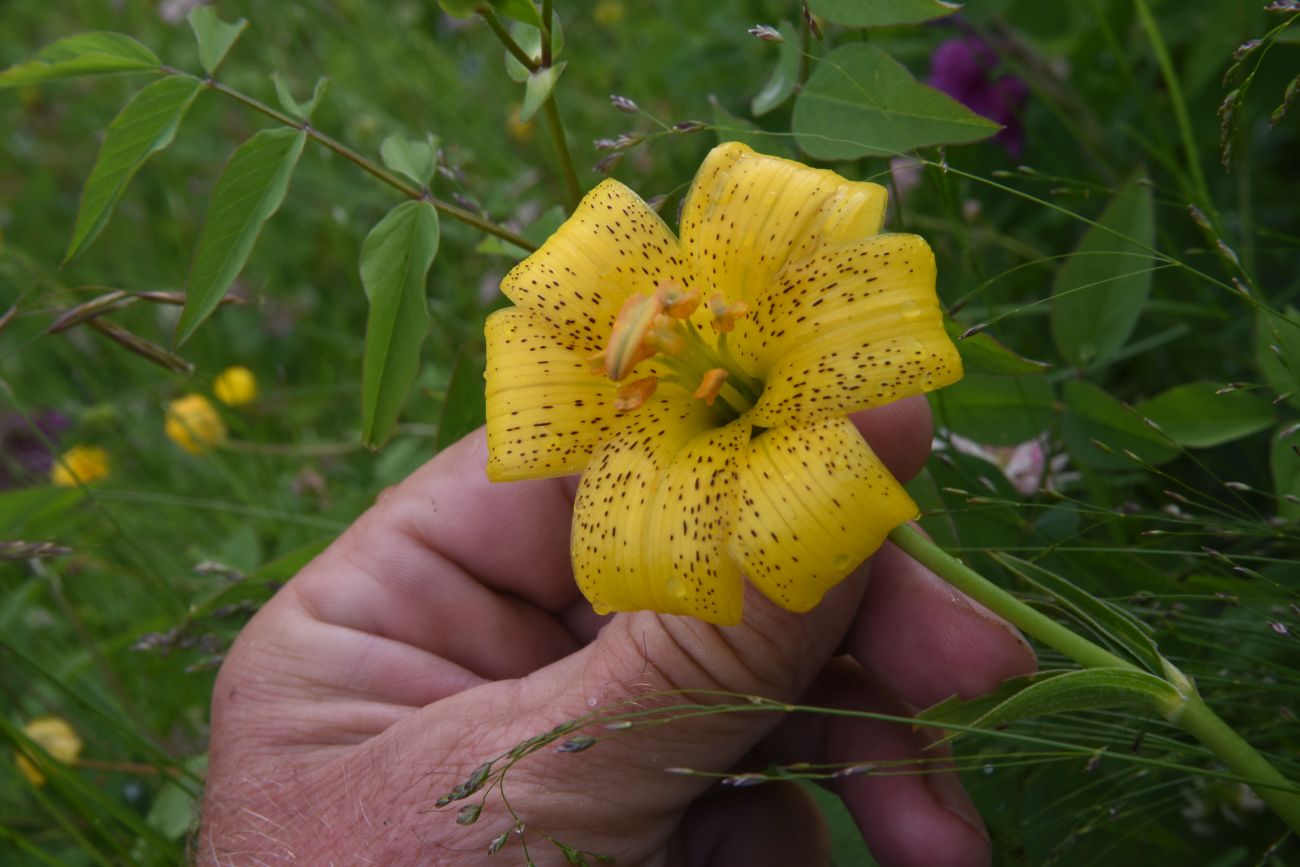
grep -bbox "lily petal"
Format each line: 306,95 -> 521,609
744,233 -> 962,428
572,402 -> 748,625
729,417 -> 917,613
679,142 -> 887,310
485,307 -> 624,481
501,179 -> 694,355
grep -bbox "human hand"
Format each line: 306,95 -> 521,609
199,396 -> 1035,866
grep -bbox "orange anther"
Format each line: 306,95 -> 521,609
707,293 -> 749,333
693,368 -> 729,405
655,281 -> 701,319
604,292 -> 664,380
614,375 -> 658,412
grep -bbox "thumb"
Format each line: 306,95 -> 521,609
375,573 -> 869,857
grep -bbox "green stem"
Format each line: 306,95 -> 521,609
887,523 -> 1300,833
194,74 -> 537,252
477,6 -> 582,210
1134,0 -> 1212,211
542,94 -> 583,210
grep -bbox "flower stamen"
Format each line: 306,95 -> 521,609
693,368 -> 729,405
708,293 -> 749,332
614,375 -> 658,412
604,293 -> 665,381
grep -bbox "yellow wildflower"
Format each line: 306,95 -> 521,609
484,142 -> 962,625
165,394 -> 227,454
213,366 -> 258,407
50,445 -> 109,487
14,716 -> 82,786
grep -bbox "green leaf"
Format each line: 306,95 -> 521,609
808,0 -> 962,27
1061,380 -> 1178,468
435,343 -> 487,450
945,318 -> 1050,375
992,553 -> 1163,673
1135,381 -> 1274,448
0,486 -> 83,535
1049,172 -> 1156,369
360,200 -> 441,448
187,6 -> 248,75
918,667 -> 1181,743
1255,305 -> 1300,409
520,61 -> 565,122
792,44 -> 1001,160
176,128 -> 306,345
501,0 -> 545,27
504,18 -> 564,82
146,755 -> 207,840
1271,424 -> 1300,522
929,373 -> 1055,446
272,73 -> 330,121
751,21 -> 800,117
0,32 -> 160,88
380,133 -> 438,187
65,76 -> 203,263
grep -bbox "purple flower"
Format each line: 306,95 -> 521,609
929,36 -> 1028,156
0,411 -> 69,489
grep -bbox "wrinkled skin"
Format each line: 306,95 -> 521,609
200,397 -> 1035,866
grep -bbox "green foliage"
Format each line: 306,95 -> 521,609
808,0 -> 961,28
66,75 -> 202,262
360,200 -> 440,448
1049,171 -> 1156,369
1136,381 -> 1274,448
793,44 -> 1001,159
0,32 -> 158,87
187,7 -> 248,76
176,127 -> 306,345
931,373 -> 1055,446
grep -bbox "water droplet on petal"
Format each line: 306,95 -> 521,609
899,300 -> 922,319
832,554 -> 852,570
592,601 -> 612,616
781,471 -> 796,483
667,577 -> 687,599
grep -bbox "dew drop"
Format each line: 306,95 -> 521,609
832,554 -> 852,570
781,471 -> 796,483
899,300 -> 922,319
592,601 -> 612,616
667,577 -> 688,599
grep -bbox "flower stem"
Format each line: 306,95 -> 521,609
476,5 -> 582,210
193,74 -> 537,252
542,95 -> 583,211
886,523 -> 1300,833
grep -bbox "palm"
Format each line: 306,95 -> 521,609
201,401 -> 1033,867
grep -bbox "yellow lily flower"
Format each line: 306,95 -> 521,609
484,142 -> 962,625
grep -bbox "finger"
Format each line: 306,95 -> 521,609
680,780 -> 831,867
847,539 -> 1037,709
286,429 -> 585,680
849,394 -> 932,485
775,658 -> 991,867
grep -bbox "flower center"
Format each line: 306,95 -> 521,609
595,281 -> 763,418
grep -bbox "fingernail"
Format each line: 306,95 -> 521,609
926,767 -> 989,842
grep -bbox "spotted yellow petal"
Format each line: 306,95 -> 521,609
679,142 -> 887,311
500,179 -> 695,355
744,233 -> 962,428
484,307 -> 628,482
729,417 -> 916,613
572,402 -> 748,625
